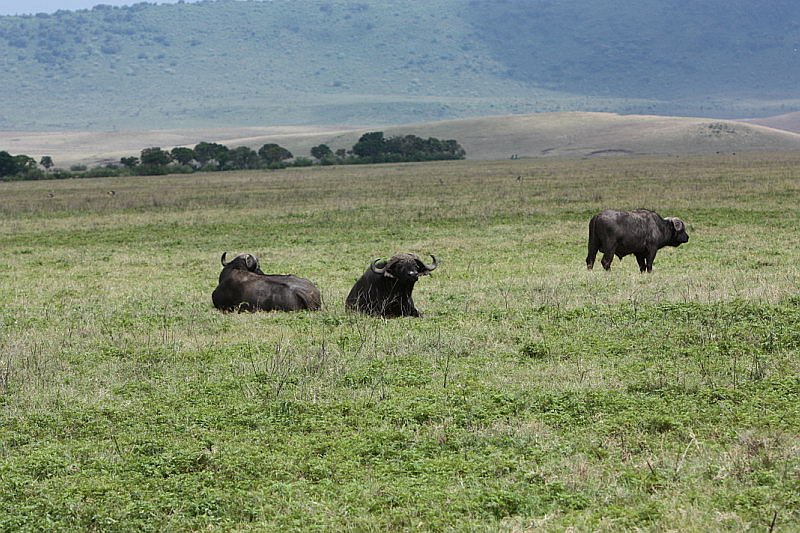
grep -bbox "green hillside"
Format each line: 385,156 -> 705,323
1,0 -> 799,130
466,0 -> 800,100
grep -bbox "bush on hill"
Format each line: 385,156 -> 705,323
351,132 -> 465,163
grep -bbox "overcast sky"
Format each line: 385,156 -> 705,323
0,1 -> 198,15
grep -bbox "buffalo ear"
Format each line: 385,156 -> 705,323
245,254 -> 258,271
670,218 -> 685,232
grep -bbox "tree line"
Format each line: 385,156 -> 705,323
0,132 -> 465,181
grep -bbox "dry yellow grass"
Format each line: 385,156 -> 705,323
4,112 -> 800,168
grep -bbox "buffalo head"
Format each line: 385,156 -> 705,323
220,252 -> 265,274
664,217 -> 689,246
346,252 -> 439,317
370,253 -> 438,283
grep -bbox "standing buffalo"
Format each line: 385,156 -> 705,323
346,253 -> 438,317
586,209 -> 689,272
212,252 -> 322,312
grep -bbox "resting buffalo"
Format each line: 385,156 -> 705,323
346,253 -> 438,317
586,209 -> 689,272
212,252 -> 321,312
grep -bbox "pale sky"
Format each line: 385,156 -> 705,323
0,1 -> 198,15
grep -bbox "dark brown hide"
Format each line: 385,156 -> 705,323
345,253 -> 438,317
586,209 -> 689,272
212,253 -> 322,312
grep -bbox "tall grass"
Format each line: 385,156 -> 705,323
0,154 -> 799,530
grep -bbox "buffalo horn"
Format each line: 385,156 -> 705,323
370,258 -> 387,275
423,254 -> 438,272
221,252 -> 229,266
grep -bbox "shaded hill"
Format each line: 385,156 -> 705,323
744,112 -> 800,134
1,1 -> 800,131
4,113 -> 800,167
465,0 -> 800,100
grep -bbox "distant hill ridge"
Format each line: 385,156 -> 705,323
745,112 -> 800,134
4,112 -> 800,167
1,0 -> 800,131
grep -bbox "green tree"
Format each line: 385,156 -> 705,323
140,147 -> 172,167
258,143 -> 293,165
120,156 -> 139,169
230,146 -> 260,169
194,142 -> 230,169
442,139 -> 466,159
13,154 -> 38,173
310,144 -> 333,161
352,131 -> 386,158
381,135 -> 466,160
0,151 -> 19,177
39,155 -> 54,170
170,147 -> 196,165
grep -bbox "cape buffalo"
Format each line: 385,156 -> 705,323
346,253 -> 438,317
212,252 -> 322,312
586,209 -> 689,272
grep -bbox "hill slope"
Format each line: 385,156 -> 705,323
1,0 -> 800,131
744,111 -> 800,134
4,113 -> 799,167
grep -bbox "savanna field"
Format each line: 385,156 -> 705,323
1,154 -> 799,531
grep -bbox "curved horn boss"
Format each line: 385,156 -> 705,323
370,258 -> 388,275
423,254 -> 438,272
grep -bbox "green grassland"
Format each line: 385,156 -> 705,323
1,154 -> 799,530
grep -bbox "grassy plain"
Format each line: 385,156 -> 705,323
0,154 -> 799,531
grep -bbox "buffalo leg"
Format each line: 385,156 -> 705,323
586,220 -> 599,270
600,248 -> 615,270
635,253 -> 647,273
645,250 -> 657,273
586,241 -> 599,270
404,295 -> 420,317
